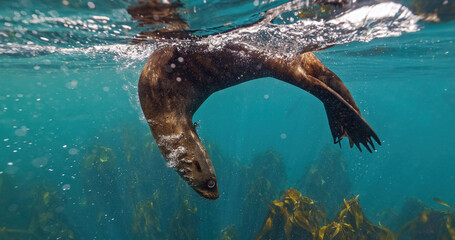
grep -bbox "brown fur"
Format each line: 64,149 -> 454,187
138,43 -> 380,199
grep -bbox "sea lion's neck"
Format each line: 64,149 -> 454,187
151,116 -> 191,170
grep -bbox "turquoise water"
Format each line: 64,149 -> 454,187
1,0 -> 455,239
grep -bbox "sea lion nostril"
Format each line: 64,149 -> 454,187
207,179 -> 216,189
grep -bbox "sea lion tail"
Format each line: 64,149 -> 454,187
323,98 -> 381,153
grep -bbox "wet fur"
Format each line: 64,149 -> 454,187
138,43 -> 380,199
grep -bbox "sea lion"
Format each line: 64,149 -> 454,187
138,43 -> 381,200
127,0 -> 195,43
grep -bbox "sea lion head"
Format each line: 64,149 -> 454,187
182,148 -> 219,200
184,133 -> 219,200
187,166 -> 219,200
156,130 -> 219,200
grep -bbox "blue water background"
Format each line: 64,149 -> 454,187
1,0 -> 455,239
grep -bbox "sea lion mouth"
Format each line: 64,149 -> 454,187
193,180 -> 219,200
197,190 -> 219,200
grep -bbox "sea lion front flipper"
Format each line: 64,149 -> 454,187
319,81 -> 381,152
306,74 -> 381,152
291,52 -> 361,112
280,52 -> 380,152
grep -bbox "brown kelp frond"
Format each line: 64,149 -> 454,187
316,196 -> 396,240
397,209 -> 455,240
434,197 -> 455,210
131,199 -> 163,239
167,200 -> 199,240
216,225 -> 239,240
255,188 -> 326,240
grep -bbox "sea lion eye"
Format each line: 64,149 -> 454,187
207,179 -> 216,189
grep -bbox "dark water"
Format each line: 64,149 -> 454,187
1,0 -> 455,239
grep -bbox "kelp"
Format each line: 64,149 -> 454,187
131,198 -> 163,240
27,184 -> 76,240
241,150 -> 287,239
123,127 -> 202,239
0,174 -> 15,207
410,0 -> 455,22
0,173 -> 23,228
82,146 -> 116,175
434,198 -> 455,210
80,145 -> 122,238
81,145 -> 118,204
0,227 -> 37,240
382,198 -> 428,232
123,127 -> 181,202
298,4 -> 338,20
317,222 -> 354,240
216,225 -> 239,240
247,150 -> 287,190
123,127 -> 207,238
202,142 -> 242,238
0,183 -> 74,240
167,199 -> 199,240
123,129 -> 160,204
297,0 -> 350,20
296,145 -> 350,218
397,198 -> 455,240
255,192 -> 396,240
255,188 -> 326,240
81,145 -> 118,202
1,175 -> 75,239
316,196 -> 396,240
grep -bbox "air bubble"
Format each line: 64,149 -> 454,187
68,148 -> 79,155
32,157 -> 48,168
65,80 -> 78,89
62,184 -> 71,191
14,126 -> 28,137
87,2 -> 95,9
